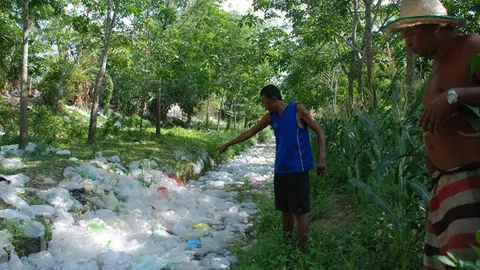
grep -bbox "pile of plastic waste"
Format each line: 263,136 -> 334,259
0,141 -> 276,269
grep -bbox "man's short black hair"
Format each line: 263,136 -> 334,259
260,85 -> 282,100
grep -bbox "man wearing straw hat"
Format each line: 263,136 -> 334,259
383,0 -> 480,269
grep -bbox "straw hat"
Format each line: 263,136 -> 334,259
382,0 -> 466,32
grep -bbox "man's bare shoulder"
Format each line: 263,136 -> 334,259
296,103 -> 308,112
463,34 -> 480,53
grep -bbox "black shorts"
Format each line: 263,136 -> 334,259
274,171 -> 310,215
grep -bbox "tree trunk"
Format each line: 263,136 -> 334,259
19,0 -> 29,150
156,77 -> 162,134
142,0 -> 151,133
140,99 -> 146,131
357,61 -> 364,104
28,76 -> 32,97
344,0 -> 360,108
233,113 -> 236,131
84,83 -> 90,108
226,116 -> 231,131
75,83 -> 83,107
347,70 -> 354,106
231,99 -> 235,131
350,0 -> 360,104
206,92 -> 210,130
333,80 -> 338,114
363,0 -> 375,110
332,66 -> 340,114
243,102 -> 250,128
56,51 -> 67,111
216,94 -> 224,131
88,0 -> 120,144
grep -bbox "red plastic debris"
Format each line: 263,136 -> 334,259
167,174 -> 184,185
251,178 -> 261,185
157,186 -> 169,199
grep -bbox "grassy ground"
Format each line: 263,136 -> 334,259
231,149 -> 424,270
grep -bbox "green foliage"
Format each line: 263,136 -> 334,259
30,107 -> 66,144
234,174 -> 423,269
256,127 -> 273,143
37,67 -> 62,108
37,63 -> 89,108
100,74 -> 114,116
0,217 -> 52,257
0,103 -> 20,145
336,110 -> 427,269
0,9 -> 19,89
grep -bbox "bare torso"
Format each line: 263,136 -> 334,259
423,35 -> 480,170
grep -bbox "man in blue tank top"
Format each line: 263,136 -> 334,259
218,84 -> 327,251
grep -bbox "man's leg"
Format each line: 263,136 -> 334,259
275,174 -> 294,242
295,214 -> 309,252
282,212 -> 295,241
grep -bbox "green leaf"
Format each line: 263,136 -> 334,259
463,261 -> 480,270
471,246 -> 480,259
447,251 -> 460,264
407,82 -> 426,119
348,178 -> 401,229
409,180 -> 431,206
433,255 -> 456,267
366,154 -> 399,182
471,54 -> 480,79
476,230 -> 480,246
465,104 -> 480,118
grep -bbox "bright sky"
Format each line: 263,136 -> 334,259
221,0 -> 255,15
221,0 -> 288,29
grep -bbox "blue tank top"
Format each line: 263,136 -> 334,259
270,103 -> 314,174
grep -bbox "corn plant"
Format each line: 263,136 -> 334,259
338,108 -> 429,269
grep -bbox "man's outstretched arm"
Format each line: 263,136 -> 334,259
218,113 -> 271,153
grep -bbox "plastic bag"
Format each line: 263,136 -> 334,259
192,223 -> 213,232
0,209 -> 31,221
185,239 -> 201,250
132,255 -> 167,270
23,221 -> 45,238
27,251 -> 55,270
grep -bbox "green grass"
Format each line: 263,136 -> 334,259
0,126 -> 272,182
0,217 -> 52,257
232,172 -> 423,269
232,112 -> 425,270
